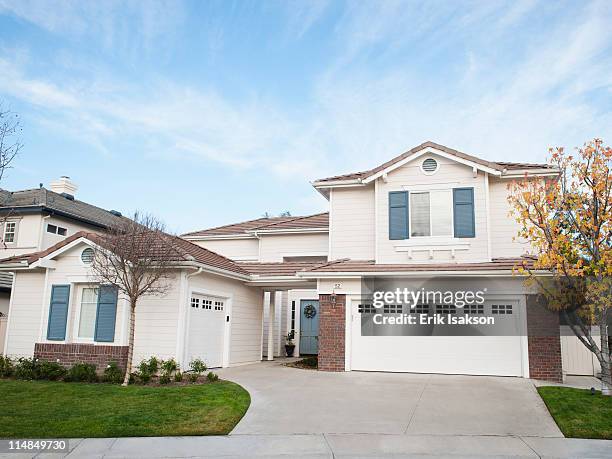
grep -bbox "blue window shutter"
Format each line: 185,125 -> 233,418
453,187 -> 475,238
389,191 -> 409,240
94,285 -> 118,342
47,285 -> 70,341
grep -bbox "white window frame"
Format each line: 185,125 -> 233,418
408,189 -> 454,239
72,284 -> 99,343
3,220 -> 17,244
47,223 -> 68,236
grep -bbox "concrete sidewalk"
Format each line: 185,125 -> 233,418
3,434 -> 612,458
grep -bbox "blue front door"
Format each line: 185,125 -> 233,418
299,299 -> 319,355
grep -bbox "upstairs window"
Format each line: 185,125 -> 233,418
47,224 -> 67,236
410,191 -> 453,237
3,221 -> 16,243
388,187 -> 475,240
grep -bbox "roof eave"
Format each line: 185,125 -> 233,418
181,261 -> 251,281
246,227 -> 328,235
297,269 -> 549,278
500,169 -> 561,178
182,233 -> 258,241
362,146 -> 502,184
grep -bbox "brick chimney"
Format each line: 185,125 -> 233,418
50,176 -> 78,199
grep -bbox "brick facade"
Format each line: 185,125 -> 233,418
526,295 -> 563,382
318,294 -> 346,371
34,343 -> 129,373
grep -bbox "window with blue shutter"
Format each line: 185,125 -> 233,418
47,285 -> 70,341
94,285 -> 118,342
389,191 -> 409,240
453,187 -> 475,238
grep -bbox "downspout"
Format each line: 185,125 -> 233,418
177,267 -> 204,367
38,215 -> 51,250
186,267 -> 204,279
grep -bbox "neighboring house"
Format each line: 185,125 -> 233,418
0,177 -> 125,354
0,142 -> 596,382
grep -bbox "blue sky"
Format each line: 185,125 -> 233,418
0,0 -> 611,234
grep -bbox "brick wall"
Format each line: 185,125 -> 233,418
318,294 -> 346,371
34,343 -> 129,373
526,295 -> 563,382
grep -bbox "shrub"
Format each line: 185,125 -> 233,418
136,356 -> 160,383
64,363 -> 98,383
189,358 -> 207,374
161,358 -> 178,376
102,361 -> 124,384
137,372 -> 152,384
188,373 -> 199,383
0,355 -> 13,378
206,371 -> 219,383
37,361 -> 67,381
13,358 -> 39,380
144,356 -> 159,375
174,371 -> 183,382
159,374 -> 170,385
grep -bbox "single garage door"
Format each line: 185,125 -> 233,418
351,299 -> 525,377
186,294 -> 226,368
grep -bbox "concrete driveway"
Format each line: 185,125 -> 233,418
216,360 -> 562,437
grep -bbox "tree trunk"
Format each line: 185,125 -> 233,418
122,301 -> 136,387
599,315 -> 612,396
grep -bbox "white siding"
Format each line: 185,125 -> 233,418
132,275 -> 181,364
489,177 -> 532,258
188,272 -> 263,365
330,186 -> 375,260
40,216 -> 102,251
376,154 -> 489,263
4,271 -> 45,358
192,238 -> 259,261
39,244 -> 127,347
259,233 -> 328,262
0,214 -> 43,258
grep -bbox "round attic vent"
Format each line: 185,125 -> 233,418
81,248 -> 94,264
422,158 -> 438,174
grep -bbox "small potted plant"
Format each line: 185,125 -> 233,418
285,331 -> 296,357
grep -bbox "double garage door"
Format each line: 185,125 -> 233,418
351,299 -> 525,377
186,294 -> 226,368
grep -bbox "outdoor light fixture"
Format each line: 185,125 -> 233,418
330,293 -> 337,307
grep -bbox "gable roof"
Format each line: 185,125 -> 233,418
0,230 -> 250,277
183,212 -> 329,237
0,187 -> 126,229
313,141 -> 557,186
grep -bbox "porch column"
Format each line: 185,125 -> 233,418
267,291 -> 276,361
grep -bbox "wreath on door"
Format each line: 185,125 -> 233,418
303,304 -> 317,319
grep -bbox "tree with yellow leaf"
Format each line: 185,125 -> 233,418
509,139 -> 611,394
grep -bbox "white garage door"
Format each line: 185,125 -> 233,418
186,294 -> 226,368
351,300 -> 525,377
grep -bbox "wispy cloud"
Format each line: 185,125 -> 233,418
0,0 -> 185,56
0,0 -> 611,190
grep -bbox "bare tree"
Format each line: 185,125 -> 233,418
0,103 -> 21,184
0,103 -> 23,248
90,212 -> 179,386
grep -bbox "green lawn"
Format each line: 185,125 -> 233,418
0,379 -> 250,438
538,386 -> 612,439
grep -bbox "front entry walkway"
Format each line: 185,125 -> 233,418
216,360 -> 562,437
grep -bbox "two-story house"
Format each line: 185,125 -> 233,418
0,142 -> 596,382
0,176 -> 125,352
